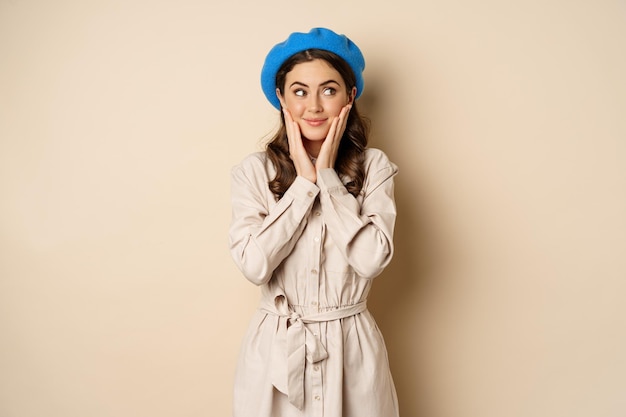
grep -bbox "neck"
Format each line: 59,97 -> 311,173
302,138 -> 322,159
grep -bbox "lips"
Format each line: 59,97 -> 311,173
303,118 -> 327,127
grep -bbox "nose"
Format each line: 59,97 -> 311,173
308,94 -> 323,113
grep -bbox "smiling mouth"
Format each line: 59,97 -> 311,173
304,118 -> 327,127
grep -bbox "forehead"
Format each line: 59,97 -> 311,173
285,59 -> 345,86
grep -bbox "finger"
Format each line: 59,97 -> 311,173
336,104 -> 352,140
325,115 -> 340,143
317,116 -> 340,164
283,109 -> 295,141
326,106 -> 348,146
283,110 -> 298,146
283,110 -> 308,165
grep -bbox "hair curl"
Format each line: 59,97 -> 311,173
266,49 -> 369,200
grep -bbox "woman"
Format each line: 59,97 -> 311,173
229,27 -> 399,417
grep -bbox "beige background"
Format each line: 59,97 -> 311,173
1,0 -> 625,416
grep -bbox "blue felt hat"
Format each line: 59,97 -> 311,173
260,28 -> 365,110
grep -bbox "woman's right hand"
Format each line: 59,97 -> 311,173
283,109 -> 316,183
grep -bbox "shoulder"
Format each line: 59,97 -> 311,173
359,148 -> 398,195
234,151 -> 268,171
232,151 -> 274,176
363,148 -> 398,176
231,151 -> 276,191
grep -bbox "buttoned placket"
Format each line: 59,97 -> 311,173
306,199 -> 324,416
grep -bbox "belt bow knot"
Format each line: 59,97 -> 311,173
261,293 -> 367,410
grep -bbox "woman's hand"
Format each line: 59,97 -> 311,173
283,109 -> 317,183
315,104 -> 352,171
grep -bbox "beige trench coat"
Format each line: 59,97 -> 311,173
229,148 -> 399,417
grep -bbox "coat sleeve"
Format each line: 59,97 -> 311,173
316,150 -> 398,279
228,158 -> 319,285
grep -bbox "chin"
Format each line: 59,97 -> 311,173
301,129 -> 330,142
302,135 -> 327,142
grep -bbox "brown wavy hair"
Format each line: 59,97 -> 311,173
266,49 -> 369,200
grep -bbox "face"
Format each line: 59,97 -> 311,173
277,59 -> 356,143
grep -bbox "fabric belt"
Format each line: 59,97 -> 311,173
260,294 -> 367,410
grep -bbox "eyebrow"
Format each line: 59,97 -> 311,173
289,79 -> 341,89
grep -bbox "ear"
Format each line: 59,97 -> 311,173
348,86 -> 357,104
276,88 -> 286,109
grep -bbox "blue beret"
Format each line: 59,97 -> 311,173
260,27 -> 365,110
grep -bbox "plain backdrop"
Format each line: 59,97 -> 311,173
1,1 -> 625,416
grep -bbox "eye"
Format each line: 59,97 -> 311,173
322,87 -> 336,96
293,89 -> 306,97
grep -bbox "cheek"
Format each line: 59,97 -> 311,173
327,104 -> 344,118
328,97 -> 349,114
284,100 -> 303,114
332,104 -> 345,116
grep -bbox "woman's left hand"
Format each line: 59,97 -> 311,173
315,104 -> 352,171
